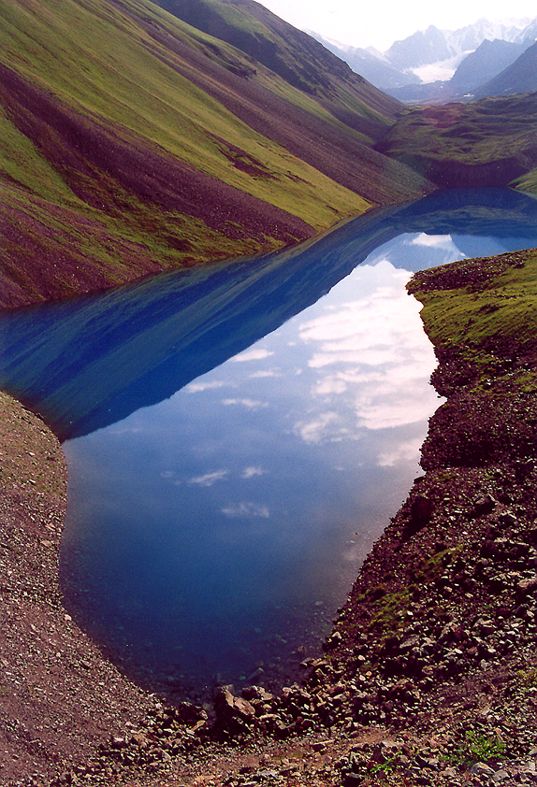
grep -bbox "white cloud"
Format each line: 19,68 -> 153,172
249,369 -> 283,379
187,470 -> 229,487
313,377 -> 348,396
294,411 -> 349,444
241,466 -> 267,479
231,348 -> 274,363
378,438 -> 423,467
294,261 -> 441,435
185,380 -> 228,393
221,502 -> 270,519
222,398 -> 268,410
410,232 -> 458,249
355,395 -> 433,430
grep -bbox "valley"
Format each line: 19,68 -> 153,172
0,1 -> 537,785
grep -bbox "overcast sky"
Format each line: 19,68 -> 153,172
257,1 -> 536,50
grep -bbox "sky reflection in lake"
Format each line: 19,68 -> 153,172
61,237 -> 444,697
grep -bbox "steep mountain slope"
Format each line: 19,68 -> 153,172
475,40 -> 537,97
387,25 -> 452,70
310,34 -> 419,90
450,39 -> 528,92
0,0 -> 428,309
149,0 -> 400,133
378,92 -> 537,191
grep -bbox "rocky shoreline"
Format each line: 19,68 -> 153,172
0,249 -> 536,785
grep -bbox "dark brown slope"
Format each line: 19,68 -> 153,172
378,92 -> 537,192
0,392 -> 157,782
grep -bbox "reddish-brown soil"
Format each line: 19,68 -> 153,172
0,180 -> 166,309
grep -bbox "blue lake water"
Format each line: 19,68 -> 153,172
1,188 -> 536,700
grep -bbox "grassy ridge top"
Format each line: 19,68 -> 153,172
0,0 -> 429,309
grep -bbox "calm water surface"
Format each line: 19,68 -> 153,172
1,188 -> 536,698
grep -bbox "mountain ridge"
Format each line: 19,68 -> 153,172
311,16 -> 534,96
475,40 -> 537,97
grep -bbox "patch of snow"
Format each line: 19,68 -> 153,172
409,51 -> 471,83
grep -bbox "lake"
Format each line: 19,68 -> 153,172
1,187 -> 536,701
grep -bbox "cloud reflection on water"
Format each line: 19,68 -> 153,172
293,260 -> 440,448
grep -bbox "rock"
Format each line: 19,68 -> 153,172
522,527 -> 537,547
516,577 -> 537,597
214,686 -> 256,731
325,631 -> 343,650
472,494 -> 496,517
242,685 -> 274,703
471,762 -> 495,778
491,769 -> 510,784
404,495 -> 434,539
498,512 -> 517,528
311,740 -> 329,752
174,701 -> 208,726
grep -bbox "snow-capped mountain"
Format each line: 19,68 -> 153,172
312,16 -> 536,97
448,18 -> 530,52
518,18 -> 537,42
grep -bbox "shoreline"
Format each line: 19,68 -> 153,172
0,392 -> 158,783
0,249 -> 536,784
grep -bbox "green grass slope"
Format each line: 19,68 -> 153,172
377,92 -> 537,193
0,0 -> 429,309
152,0 -> 397,130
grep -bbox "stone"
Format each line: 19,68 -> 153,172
242,685 -> 274,703
523,527 -> 537,547
516,577 -> 537,596
491,769 -> 510,784
404,495 -> 434,539
471,762 -> 495,778
214,686 -> 256,730
472,494 -> 496,517
311,740 -> 329,752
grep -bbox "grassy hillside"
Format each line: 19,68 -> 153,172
152,0 -> 397,126
0,0 -> 428,309
378,92 -> 537,192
